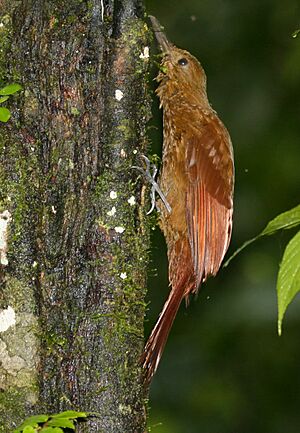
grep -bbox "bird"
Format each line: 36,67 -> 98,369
141,16 -> 235,384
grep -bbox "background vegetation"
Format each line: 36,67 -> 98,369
145,1 -> 300,432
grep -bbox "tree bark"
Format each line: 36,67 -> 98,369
0,1 -> 151,432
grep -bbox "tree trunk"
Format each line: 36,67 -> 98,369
0,1 -> 151,432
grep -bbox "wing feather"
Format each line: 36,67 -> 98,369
185,113 -> 234,288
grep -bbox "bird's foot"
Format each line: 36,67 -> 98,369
132,155 -> 172,215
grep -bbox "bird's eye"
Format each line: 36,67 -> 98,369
178,58 -> 188,66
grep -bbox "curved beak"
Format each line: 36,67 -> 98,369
149,15 -> 171,53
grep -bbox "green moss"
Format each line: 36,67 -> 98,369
70,106 -> 80,116
0,14 -> 12,84
121,19 -> 149,49
91,159 -> 149,391
4,277 -> 35,312
23,90 -> 39,122
0,388 -> 28,432
116,119 -> 135,142
44,333 -> 68,351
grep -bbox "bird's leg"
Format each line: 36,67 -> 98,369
132,155 -> 172,215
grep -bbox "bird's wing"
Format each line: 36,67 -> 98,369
185,112 -> 234,288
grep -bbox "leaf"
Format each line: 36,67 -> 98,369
40,428 -> 64,433
224,204 -> 300,267
277,230 -> 300,335
0,106 -> 11,122
50,410 -> 87,419
47,418 -> 75,429
0,83 -> 22,95
260,204 -> 300,235
292,29 -> 300,38
0,95 -> 9,103
18,415 -> 49,427
22,426 -> 37,433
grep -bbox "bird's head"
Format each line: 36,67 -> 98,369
149,16 -> 207,94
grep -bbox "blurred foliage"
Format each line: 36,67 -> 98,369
145,1 -> 300,432
224,204 -> 300,335
0,83 -> 22,122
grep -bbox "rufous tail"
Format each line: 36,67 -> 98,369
142,238 -> 196,384
141,284 -> 185,384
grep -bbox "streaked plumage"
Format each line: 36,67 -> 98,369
142,16 -> 234,384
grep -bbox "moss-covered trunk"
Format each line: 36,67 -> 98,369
0,1 -> 151,431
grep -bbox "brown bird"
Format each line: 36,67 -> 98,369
142,16 -> 234,384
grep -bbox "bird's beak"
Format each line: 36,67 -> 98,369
149,15 -> 171,53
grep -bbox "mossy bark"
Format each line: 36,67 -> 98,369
0,1 -> 151,432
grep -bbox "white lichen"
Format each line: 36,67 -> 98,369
127,196 -> 136,206
51,205 -> 57,214
133,149 -> 138,155
107,206 -> 116,217
118,403 -> 132,415
0,306 -> 16,333
110,191 -> 117,199
0,210 -> 12,266
139,46 -> 150,59
114,226 -> 125,234
115,89 -> 124,101
120,148 -> 127,158
120,272 -> 127,280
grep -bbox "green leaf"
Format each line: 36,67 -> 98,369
19,415 -> 49,427
0,106 -> 11,122
40,427 -> 64,433
224,204 -> 300,267
260,204 -> 300,235
292,29 -> 300,38
0,95 -> 9,103
15,414 -> 49,432
0,83 -> 22,95
47,418 -> 75,429
23,426 -> 37,433
51,410 -> 88,419
277,230 -> 300,335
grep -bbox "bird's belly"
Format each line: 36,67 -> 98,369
158,158 -> 188,239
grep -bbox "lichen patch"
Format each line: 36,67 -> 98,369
0,210 -> 12,266
110,191 -> 118,199
139,46 -> 149,59
128,196 -> 136,206
107,206 -> 116,217
114,226 -> 125,234
0,306 -> 16,332
115,89 -> 124,101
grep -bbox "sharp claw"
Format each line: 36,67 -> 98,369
147,198 -> 156,215
141,154 -> 151,171
132,155 -> 172,215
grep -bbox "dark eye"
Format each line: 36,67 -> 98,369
178,58 -> 188,66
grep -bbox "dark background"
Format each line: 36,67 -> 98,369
144,1 -> 300,432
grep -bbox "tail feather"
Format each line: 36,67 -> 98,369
142,238 -> 196,384
141,284 -> 185,384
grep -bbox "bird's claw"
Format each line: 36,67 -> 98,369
132,155 -> 172,215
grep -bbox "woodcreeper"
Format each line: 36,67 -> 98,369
142,16 -> 234,384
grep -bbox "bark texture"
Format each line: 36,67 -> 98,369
0,1 -> 151,432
